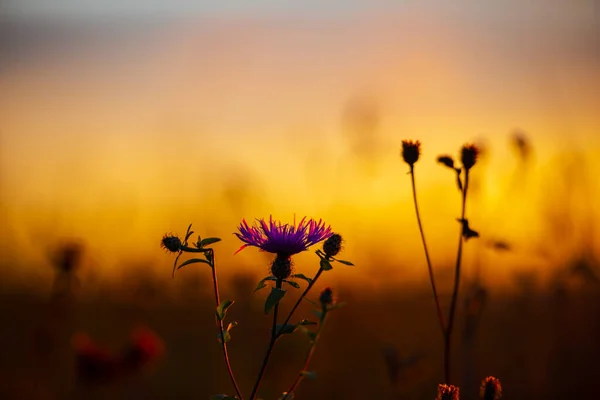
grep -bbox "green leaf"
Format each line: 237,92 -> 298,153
320,258 -> 333,271
312,310 -> 323,320
177,258 -> 211,270
335,259 -> 354,266
276,323 -> 298,335
264,287 -> 286,314
299,319 -> 317,326
211,395 -> 238,400
300,370 -> 317,380
216,300 -> 234,321
218,321 -> 238,343
291,273 -> 313,285
284,280 -> 300,289
254,276 -> 277,292
184,224 -> 194,242
200,237 -> 222,247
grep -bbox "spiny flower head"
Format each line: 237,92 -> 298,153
480,376 -> 502,400
319,286 -> 334,308
161,234 -> 182,253
235,216 -> 333,258
323,233 -> 343,258
437,384 -> 460,400
401,140 -> 421,166
461,144 -> 479,170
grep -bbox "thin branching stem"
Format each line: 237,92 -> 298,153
278,268 -> 324,334
210,249 -> 244,400
444,169 -> 470,384
250,279 -> 283,400
282,314 -> 328,399
409,165 -> 446,335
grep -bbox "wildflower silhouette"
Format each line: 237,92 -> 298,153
281,286 -> 345,400
442,143 -> 481,384
401,140 -> 445,335
480,376 -> 502,400
235,217 -> 350,400
403,140 -> 481,385
437,384 -> 460,400
163,225 -> 243,399
163,218 -> 352,400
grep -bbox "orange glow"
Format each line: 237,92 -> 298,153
1,7 -> 599,292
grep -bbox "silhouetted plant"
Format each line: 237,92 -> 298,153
162,217 -> 353,400
480,376 -> 502,400
401,140 -> 446,336
402,140 -> 483,385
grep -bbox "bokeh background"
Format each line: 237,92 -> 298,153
1,1 -> 599,399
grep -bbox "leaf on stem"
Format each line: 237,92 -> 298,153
334,259 -> 354,266
265,287 -> 286,314
199,237 -> 222,247
276,323 -> 298,335
320,258 -> 333,271
284,280 -> 300,289
254,276 -> 277,292
216,300 -> 235,321
177,258 -> 212,271
291,273 -> 313,285
455,168 -> 463,191
218,321 -> 238,344
184,223 -> 194,242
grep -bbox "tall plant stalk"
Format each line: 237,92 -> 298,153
409,164 -> 446,336
209,249 -> 245,400
444,169 -> 470,383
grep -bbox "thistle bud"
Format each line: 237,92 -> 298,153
161,234 -> 182,253
271,255 -> 292,280
437,384 -> 460,400
323,234 -> 343,258
480,376 -> 502,400
319,286 -> 334,308
437,155 -> 455,169
401,140 -> 421,166
460,144 -> 479,170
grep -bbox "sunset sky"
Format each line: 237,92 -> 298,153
1,1 -> 599,290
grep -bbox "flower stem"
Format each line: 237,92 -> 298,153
409,165 -> 446,336
210,249 -> 244,400
250,279 -> 283,400
278,268 -> 324,334
282,313 -> 327,399
444,169 -> 470,384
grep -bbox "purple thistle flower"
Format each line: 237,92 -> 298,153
234,216 -> 333,258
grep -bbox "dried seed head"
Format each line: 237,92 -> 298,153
437,384 -> 460,400
401,140 -> 421,166
480,376 -> 502,400
161,234 -> 182,253
271,255 -> 292,280
319,286 -> 334,308
323,233 -> 343,258
461,144 -> 479,170
437,155 -> 456,169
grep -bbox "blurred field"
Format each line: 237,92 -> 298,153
1,2 -> 600,399
0,253 -> 598,400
